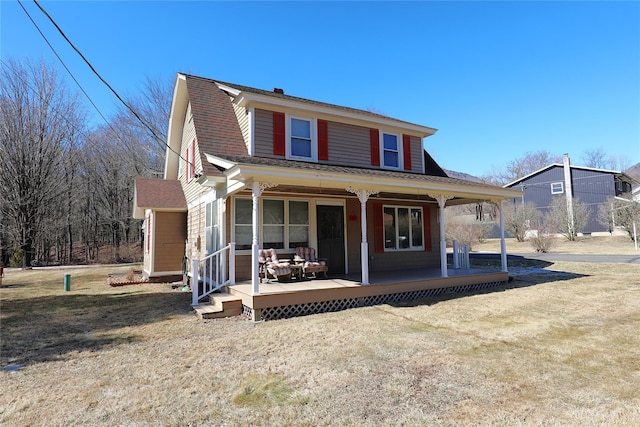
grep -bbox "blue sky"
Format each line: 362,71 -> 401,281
2,1 -> 639,177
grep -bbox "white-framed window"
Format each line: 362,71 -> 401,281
288,200 -> 309,248
205,200 -> 220,254
551,182 -> 564,194
263,199 -> 285,249
383,205 -> 423,250
381,132 -> 400,169
233,197 -> 310,251
234,198 -> 253,250
287,116 -> 317,161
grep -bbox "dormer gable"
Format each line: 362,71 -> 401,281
165,73 -> 440,182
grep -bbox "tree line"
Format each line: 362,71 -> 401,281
0,59 -> 170,268
447,150 -> 639,251
1,59 -> 637,267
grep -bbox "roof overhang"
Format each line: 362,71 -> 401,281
164,73 -> 188,180
132,178 -> 188,219
230,90 -> 437,138
206,154 -> 522,204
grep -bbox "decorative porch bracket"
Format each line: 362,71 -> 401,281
428,194 -> 454,278
346,186 -> 379,285
251,181 -> 278,295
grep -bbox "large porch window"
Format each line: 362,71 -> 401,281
234,197 -> 309,250
383,205 -> 423,250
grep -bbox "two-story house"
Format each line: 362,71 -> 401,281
133,73 -> 521,321
504,154 -> 638,235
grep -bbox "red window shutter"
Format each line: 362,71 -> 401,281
184,145 -> 189,182
273,112 -> 286,156
423,206 -> 432,251
370,128 -> 380,166
184,145 -> 191,182
318,119 -> 329,161
373,202 -> 384,253
403,134 -> 412,171
190,138 -> 196,179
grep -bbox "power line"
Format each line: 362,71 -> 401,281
0,57 -> 162,176
28,0 -> 188,167
16,0 -> 112,129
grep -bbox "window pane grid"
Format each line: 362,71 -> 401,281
382,133 -> 399,168
290,117 -> 312,159
234,198 -> 310,251
383,205 -> 424,251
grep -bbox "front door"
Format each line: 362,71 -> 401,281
316,205 -> 345,276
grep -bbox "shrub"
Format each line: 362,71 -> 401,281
9,249 -> 23,268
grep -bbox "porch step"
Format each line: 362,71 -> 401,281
193,293 -> 243,320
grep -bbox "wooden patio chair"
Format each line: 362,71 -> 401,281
294,247 -> 328,278
258,248 -> 292,282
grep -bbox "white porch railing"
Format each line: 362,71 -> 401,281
191,243 -> 235,306
452,240 -> 470,269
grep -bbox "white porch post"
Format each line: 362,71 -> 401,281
229,242 -> 236,285
499,200 -> 508,272
430,194 -> 453,278
251,182 -> 260,295
250,182 -> 278,295
191,258 -> 199,306
347,186 -> 378,285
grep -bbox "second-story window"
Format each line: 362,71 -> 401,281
382,133 -> 400,169
551,182 -> 563,194
288,116 -> 316,161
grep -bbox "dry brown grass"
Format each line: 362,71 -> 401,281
1,255 -> 640,426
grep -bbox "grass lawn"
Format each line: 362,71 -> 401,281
1,245 -> 639,426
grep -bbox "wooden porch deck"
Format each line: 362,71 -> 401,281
220,267 -> 508,321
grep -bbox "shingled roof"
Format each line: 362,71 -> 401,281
208,77 -> 436,132
133,178 -> 187,219
184,75 -> 248,176
214,154 -> 504,191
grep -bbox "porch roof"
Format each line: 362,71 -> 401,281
132,178 -> 187,219
203,154 -> 522,203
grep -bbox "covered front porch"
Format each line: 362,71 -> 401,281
197,265 -> 508,321
190,155 -> 522,320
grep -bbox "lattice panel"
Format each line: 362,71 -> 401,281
261,298 -> 360,321
242,305 -> 254,321
364,281 -> 504,306
250,280 -> 505,321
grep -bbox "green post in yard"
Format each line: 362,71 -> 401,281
64,273 -> 71,291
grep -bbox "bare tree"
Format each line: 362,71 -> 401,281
598,196 -> 640,241
582,148 -> 608,169
122,74 -> 173,177
501,201 -> 541,242
547,196 -> 590,241
528,214 -> 556,253
444,206 -> 492,250
487,150 -> 561,184
597,199 -> 616,234
0,59 -> 85,267
607,154 -> 631,172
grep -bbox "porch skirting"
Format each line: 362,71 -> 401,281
235,273 -> 507,321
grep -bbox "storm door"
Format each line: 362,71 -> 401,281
316,205 -> 345,275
